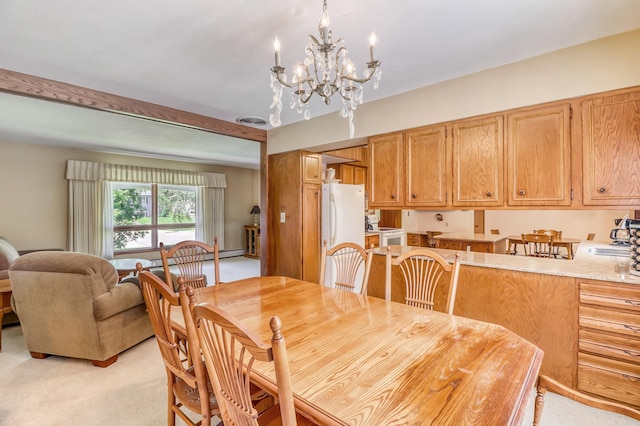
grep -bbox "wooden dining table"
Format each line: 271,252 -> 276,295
188,275 -> 543,425
506,234 -> 581,259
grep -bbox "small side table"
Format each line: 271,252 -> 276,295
0,278 -> 12,351
108,258 -> 155,281
244,225 -> 260,259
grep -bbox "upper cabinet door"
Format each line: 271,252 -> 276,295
506,103 -> 572,206
302,153 -> 322,183
582,90 -> 640,205
405,125 -> 448,207
452,116 -> 503,207
368,133 -> 404,207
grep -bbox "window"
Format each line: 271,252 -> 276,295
113,182 -> 197,252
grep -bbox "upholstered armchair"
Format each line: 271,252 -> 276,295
9,251 -> 154,367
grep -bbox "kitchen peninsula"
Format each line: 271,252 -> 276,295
367,242 -> 640,409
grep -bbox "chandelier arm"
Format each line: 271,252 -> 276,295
341,63 -> 381,84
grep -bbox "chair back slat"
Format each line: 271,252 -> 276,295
522,233 -> 555,258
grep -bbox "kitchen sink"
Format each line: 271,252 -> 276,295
588,247 -> 631,257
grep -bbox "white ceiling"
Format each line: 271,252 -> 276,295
1,0 -> 640,168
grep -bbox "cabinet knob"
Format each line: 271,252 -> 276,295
391,194 -> 396,200
597,186 -> 606,193
412,193 -> 417,199
485,191 -> 493,197
518,189 -> 526,196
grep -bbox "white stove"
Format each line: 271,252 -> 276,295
365,215 -> 406,246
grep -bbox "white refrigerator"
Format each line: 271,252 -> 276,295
321,183 -> 365,290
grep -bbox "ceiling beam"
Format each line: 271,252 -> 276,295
0,68 -> 266,143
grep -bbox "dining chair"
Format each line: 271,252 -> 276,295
318,240 -> 373,295
522,233 -> 555,258
385,248 -> 461,314
192,302 -> 316,426
159,239 -> 221,291
533,229 -> 562,257
533,375 -> 640,425
137,269 -> 220,426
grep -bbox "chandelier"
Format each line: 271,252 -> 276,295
269,0 -> 382,138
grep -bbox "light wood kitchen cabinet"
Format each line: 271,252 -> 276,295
452,116 -> 503,207
302,153 -> 322,183
353,166 -> 367,186
369,133 -> 404,207
267,150 -> 321,282
334,164 -> 367,187
406,231 -> 442,247
435,238 -> 505,254
506,103 -> 572,206
405,125 -> 448,207
365,234 -> 379,248
301,184 -> 321,282
577,280 -> 640,408
582,89 -> 640,206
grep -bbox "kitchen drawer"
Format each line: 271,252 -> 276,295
407,234 -> 421,246
577,352 -> 640,408
365,234 -> 380,249
579,329 -> 640,364
579,306 -> 640,338
580,282 -> 640,312
436,240 -> 463,250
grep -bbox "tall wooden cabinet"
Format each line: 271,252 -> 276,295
582,89 -> 640,205
452,116 -> 503,207
267,150 -> 321,282
405,125 -> 448,207
506,103 -> 572,206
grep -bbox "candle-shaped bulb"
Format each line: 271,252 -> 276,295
320,10 -> 330,29
273,37 -> 281,67
369,32 -> 377,62
320,10 -> 330,43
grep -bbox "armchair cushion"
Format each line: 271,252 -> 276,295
94,281 -> 145,321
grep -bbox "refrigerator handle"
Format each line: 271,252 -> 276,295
330,193 -> 337,245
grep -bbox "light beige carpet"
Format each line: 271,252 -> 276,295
1,256 -> 637,425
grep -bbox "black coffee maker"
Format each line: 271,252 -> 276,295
610,216 -> 630,245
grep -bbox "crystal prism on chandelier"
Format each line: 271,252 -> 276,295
269,0 -> 382,138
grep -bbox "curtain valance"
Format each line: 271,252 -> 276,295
66,160 -> 226,188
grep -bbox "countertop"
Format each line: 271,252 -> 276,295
372,242 -> 640,285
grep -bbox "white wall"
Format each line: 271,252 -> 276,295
268,29 -> 640,153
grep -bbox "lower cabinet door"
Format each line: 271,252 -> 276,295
577,352 -> 640,408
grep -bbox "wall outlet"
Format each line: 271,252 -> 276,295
280,212 -> 286,223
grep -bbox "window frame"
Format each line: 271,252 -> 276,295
113,183 -> 197,253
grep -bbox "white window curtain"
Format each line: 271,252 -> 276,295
66,160 -> 226,257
